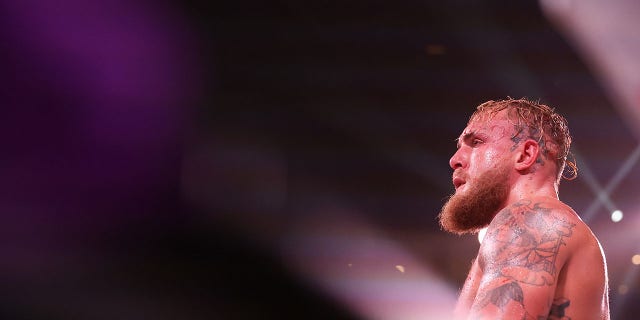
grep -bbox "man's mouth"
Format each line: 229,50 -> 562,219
453,176 -> 466,189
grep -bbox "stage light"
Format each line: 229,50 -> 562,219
425,44 -> 446,55
618,284 -> 629,295
631,254 -> 640,265
611,210 -> 623,222
577,145 -> 640,222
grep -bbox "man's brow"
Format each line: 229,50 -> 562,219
456,131 -> 476,148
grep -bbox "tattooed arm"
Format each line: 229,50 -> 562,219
468,200 -> 575,319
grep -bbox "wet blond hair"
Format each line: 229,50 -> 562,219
469,98 -> 577,183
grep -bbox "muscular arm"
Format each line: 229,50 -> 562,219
468,200 -> 575,319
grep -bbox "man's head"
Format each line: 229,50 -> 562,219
470,98 -> 574,183
438,98 -> 575,235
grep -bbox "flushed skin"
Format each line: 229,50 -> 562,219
444,100 -> 609,319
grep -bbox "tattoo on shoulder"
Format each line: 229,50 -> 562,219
484,200 -> 575,284
475,201 -> 576,318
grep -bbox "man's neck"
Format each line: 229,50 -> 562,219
507,180 -> 559,204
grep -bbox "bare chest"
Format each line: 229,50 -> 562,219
453,260 -> 482,317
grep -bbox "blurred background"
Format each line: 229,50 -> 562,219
2,0 -> 640,319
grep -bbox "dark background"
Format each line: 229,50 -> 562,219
2,0 -> 638,319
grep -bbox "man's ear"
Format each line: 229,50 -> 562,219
514,139 -> 540,171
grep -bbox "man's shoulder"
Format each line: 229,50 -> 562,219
480,198 -> 587,271
492,198 -> 575,225
488,197 -> 594,248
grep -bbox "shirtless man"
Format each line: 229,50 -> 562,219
438,98 -> 610,319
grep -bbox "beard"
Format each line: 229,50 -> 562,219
438,165 -> 510,235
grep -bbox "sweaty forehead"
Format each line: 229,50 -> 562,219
461,116 -> 514,139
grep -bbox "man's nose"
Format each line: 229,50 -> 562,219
449,149 -> 465,170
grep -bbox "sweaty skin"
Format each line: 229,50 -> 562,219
454,199 -> 609,319
449,110 -> 609,319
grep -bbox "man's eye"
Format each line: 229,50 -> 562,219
472,139 -> 483,146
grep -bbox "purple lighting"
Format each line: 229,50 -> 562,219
0,0 -> 199,241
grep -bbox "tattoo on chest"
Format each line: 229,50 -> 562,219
548,297 -> 571,319
476,286 -> 572,319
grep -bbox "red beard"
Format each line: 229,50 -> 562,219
438,165 -> 510,235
